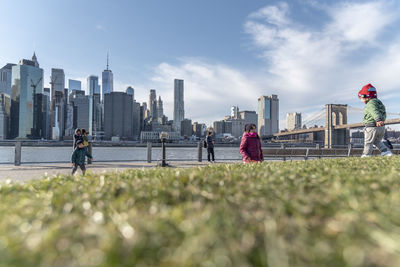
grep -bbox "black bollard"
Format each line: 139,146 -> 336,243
161,138 -> 167,167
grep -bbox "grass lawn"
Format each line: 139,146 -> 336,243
1,157 -> 400,266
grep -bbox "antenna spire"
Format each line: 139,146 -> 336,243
106,52 -> 109,70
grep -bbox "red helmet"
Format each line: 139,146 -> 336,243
358,83 -> 377,98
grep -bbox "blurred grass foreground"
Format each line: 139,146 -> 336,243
1,158 -> 400,266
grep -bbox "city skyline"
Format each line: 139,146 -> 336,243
1,1 -> 400,128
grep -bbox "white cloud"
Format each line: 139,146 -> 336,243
145,59 -> 265,125
243,0 -> 400,128
326,2 -> 396,43
125,1 -> 400,129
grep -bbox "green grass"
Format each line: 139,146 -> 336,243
1,158 -> 400,266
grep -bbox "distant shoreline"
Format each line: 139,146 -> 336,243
0,140 -> 245,147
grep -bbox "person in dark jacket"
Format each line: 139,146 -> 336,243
240,123 -> 264,163
73,128 -> 83,149
71,140 -> 93,175
205,131 -> 215,162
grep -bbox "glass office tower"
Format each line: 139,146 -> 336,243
10,59 -> 44,139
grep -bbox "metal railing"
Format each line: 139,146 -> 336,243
9,141 -> 399,166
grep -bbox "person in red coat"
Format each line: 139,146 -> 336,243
240,123 -> 264,163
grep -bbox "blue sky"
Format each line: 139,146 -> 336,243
1,0 -> 400,128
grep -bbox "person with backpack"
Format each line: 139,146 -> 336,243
205,131 -> 215,162
71,140 -> 93,175
240,123 -> 264,163
358,83 -> 393,157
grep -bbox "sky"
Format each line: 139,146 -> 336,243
1,0 -> 400,129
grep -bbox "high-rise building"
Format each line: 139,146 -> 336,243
239,110 -> 258,129
42,88 -> 51,140
87,75 -> 100,95
68,79 -> 82,92
70,91 -> 90,131
148,89 -> 157,119
258,94 -> 279,136
286,112 -> 302,131
10,57 -> 45,139
0,93 -> 11,139
102,54 -> 113,101
50,68 -> 66,140
225,118 -> 246,137
180,118 -> 192,137
132,101 -> 141,140
231,106 -> 239,119
173,79 -> 184,132
126,86 -> 134,98
192,122 -> 206,138
157,96 -> 164,123
104,92 -> 133,140
0,63 -> 17,96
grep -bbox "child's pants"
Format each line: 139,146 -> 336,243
72,164 -> 86,175
363,126 -> 389,156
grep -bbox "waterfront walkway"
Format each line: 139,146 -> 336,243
0,161 -> 241,183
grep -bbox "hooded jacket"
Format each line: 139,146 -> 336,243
240,132 -> 264,162
73,129 -> 83,149
363,98 -> 386,126
71,147 -> 93,166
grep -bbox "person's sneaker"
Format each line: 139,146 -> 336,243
381,151 -> 394,157
361,155 -> 371,158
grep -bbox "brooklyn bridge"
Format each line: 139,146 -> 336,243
274,104 -> 400,148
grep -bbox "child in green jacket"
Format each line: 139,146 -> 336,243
358,84 -> 393,157
71,140 -> 93,175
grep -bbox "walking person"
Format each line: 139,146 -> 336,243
240,123 -> 264,163
205,131 -> 215,162
73,128 -> 83,150
71,140 -> 94,175
358,84 -> 393,157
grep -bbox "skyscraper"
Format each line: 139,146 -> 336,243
87,75 -> 101,136
87,75 -> 100,95
0,63 -> 17,96
70,91 -> 90,131
102,54 -> 113,101
286,112 -> 302,131
50,68 -> 66,139
173,79 -> 184,132
68,79 -> 82,92
104,92 -> 133,140
126,86 -> 134,98
258,94 -> 279,136
0,93 -> 11,139
230,106 -> 239,119
157,96 -> 165,123
10,57 -> 44,139
148,89 -> 157,119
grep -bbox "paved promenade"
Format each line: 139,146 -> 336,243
0,160 -> 241,183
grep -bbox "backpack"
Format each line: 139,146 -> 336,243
203,139 -> 207,148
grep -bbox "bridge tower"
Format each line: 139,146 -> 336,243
325,104 -> 349,148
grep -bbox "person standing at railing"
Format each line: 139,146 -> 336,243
240,123 -> 264,163
358,83 -> 393,157
205,131 -> 215,163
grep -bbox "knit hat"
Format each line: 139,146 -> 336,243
358,84 -> 377,99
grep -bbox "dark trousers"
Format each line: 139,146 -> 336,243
72,164 -> 86,175
207,148 -> 215,162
